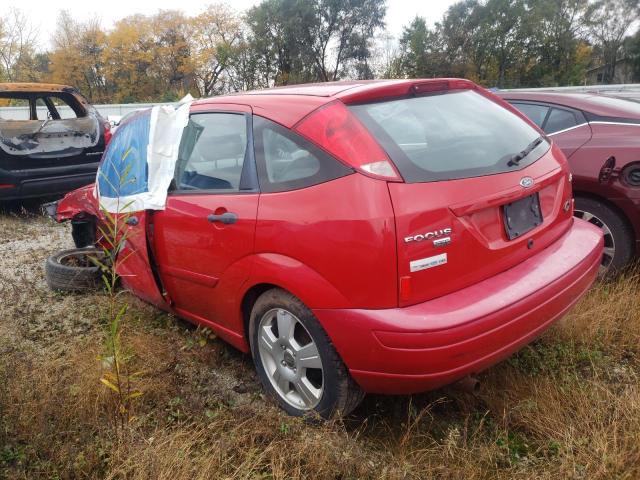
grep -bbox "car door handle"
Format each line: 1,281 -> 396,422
207,212 -> 238,225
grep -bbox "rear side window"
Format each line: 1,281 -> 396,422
0,97 -> 29,119
544,108 -> 578,134
511,102 -> 549,127
50,96 -> 78,119
35,98 -> 50,120
254,116 -> 352,193
350,90 -> 548,183
174,113 -> 248,191
49,93 -> 86,119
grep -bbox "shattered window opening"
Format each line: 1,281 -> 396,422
0,90 -> 100,156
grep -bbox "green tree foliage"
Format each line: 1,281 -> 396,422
628,30 -> 640,79
396,0 -> 639,87
245,0 -> 386,85
399,1 -> 534,86
397,17 -> 442,78
482,0 -> 529,87
527,0 -> 591,86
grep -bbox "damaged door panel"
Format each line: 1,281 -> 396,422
0,83 -> 111,200
117,212 -> 169,308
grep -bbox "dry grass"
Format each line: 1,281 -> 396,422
1,206 -> 639,479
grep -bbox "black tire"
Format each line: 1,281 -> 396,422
45,248 -> 105,292
574,197 -> 635,273
249,288 -> 364,419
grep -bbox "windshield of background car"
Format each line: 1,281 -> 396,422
349,89 -> 549,182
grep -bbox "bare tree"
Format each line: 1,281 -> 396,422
0,8 -> 39,81
586,0 -> 640,83
370,32 -> 402,78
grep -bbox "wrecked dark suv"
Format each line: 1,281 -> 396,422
0,83 -> 111,201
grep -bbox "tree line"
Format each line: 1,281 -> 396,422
0,0 -> 639,104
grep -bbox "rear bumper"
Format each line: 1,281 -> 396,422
0,164 -> 97,200
313,219 -> 603,394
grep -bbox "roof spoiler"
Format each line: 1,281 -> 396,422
338,78 -> 478,104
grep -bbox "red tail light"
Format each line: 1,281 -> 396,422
294,101 -> 401,181
103,121 -> 112,146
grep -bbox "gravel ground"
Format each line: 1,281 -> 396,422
0,207 -> 259,406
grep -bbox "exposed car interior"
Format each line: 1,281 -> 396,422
0,91 -> 99,156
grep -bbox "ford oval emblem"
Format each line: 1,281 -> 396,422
520,176 -> 534,188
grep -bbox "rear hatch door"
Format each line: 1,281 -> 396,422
350,87 -> 574,306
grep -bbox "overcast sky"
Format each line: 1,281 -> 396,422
11,0 -> 458,49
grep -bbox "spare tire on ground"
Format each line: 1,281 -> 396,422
45,248 -> 107,292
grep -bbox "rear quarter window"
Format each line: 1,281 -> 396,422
48,93 -> 85,119
253,116 -> 352,193
511,102 -> 549,127
544,108 -> 578,134
350,90 -> 548,183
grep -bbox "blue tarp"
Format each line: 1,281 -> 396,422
95,100 -> 192,213
98,110 -> 151,199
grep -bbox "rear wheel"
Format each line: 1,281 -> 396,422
249,288 -> 364,418
574,197 -> 634,274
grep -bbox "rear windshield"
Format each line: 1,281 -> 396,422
350,90 -> 548,183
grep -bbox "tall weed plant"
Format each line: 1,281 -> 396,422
95,148 -> 143,435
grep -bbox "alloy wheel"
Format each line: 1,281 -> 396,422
257,308 -> 324,410
574,209 -> 615,272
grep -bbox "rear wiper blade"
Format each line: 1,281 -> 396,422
507,136 -> 544,167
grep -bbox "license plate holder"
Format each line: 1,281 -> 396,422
503,193 -> 543,240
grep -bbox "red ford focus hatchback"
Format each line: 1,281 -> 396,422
52,79 -> 603,418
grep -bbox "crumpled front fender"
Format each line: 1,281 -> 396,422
54,183 -> 100,222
